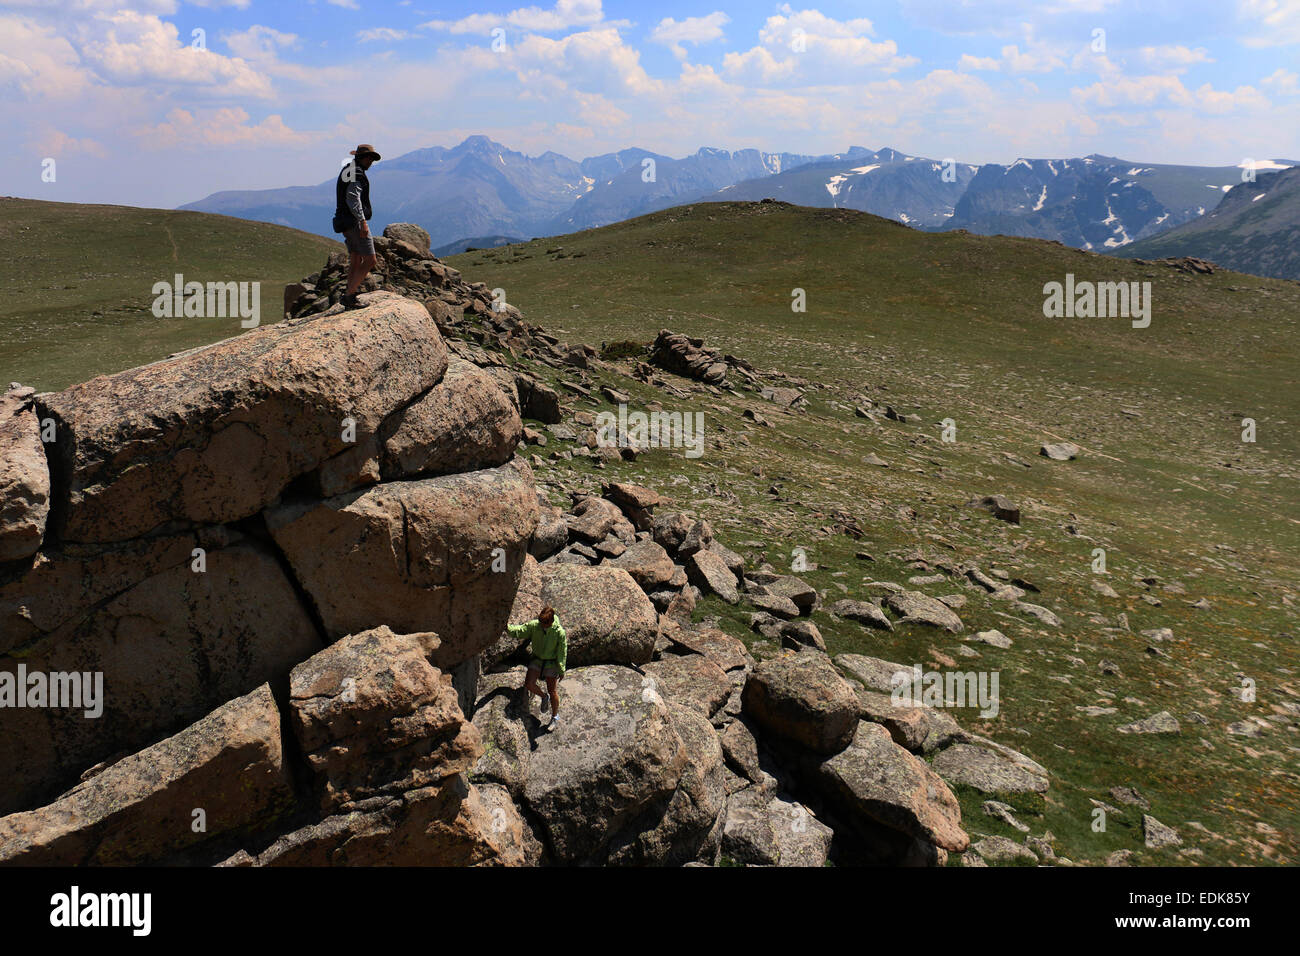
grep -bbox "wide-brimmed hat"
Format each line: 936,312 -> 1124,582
350,144 -> 381,161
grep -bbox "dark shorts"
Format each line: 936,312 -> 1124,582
343,226 -> 375,257
528,658 -> 561,680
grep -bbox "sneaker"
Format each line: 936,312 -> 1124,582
539,692 -> 550,714
340,293 -> 358,309
547,716 -> 559,732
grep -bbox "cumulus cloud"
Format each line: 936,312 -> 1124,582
0,16 -> 89,99
133,106 -> 309,148
222,25 -> 298,61
1074,74 -> 1269,114
76,11 -> 274,98
723,5 -> 917,85
650,13 -> 730,59
1262,67 -> 1299,95
1138,45 -> 1214,71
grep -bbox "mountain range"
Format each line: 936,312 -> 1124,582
180,135 -> 1298,277
1118,164 -> 1300,280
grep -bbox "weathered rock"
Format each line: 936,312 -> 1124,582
720,786 -> 833,867
827,598 -> 893,631
968,495 -> 1021,524
1015,602 -> 1061,627
651,330 -> 728,385
835,653 -> 914,694
606,539 -> 676,591
1040,442 -> 1080,461
815,722 -> 969,854
885,590 -> 965,633
686,548 -> 740,604
968,629 -> 1012,649
606,704 -> 727,866
666,627 -> 752,673
0,684 -> 293,865
0,387 -> 50,561
288,627 -> 481,813
44,292 -> 447,544
515,374 -> 562,424
854,689 -> 962,754
652,511 -> 695,555
522,665 -> 688,863
382,222 -> 432,255
930,743 -> 1049,810
566,496 -> 634,544
529,505 -> 569,560
0,540 -> 321,815
678,519 -> 715,558
1118,711 -> 1181,735
602,482 -> 662,528
749,592 -> 801,620
0,530 -> 212,655
381,357 -> 522,480
751,573 -> 819,615
470,668 -> 531,794
970,834 -> 1037,865
537,563 -> 659,666
779,619 -> 825,651
708,539 -> 745,577
251,774 -> 525,866
642,654 -> 733,718
265,459 -> 537,666
743,652 -> 859,755
1142,814 -> 1182,849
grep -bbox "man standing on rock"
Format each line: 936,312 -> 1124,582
333,144 -> 381,309
508,605 -> 567,730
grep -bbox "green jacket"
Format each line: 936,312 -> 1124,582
508,617 -> 568,675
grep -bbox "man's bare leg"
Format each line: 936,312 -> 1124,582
545,675 -> 559,716
346,253 -> 377,297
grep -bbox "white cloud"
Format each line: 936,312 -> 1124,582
1262,67 -> 1300,95
1137,45 -> 1214,71
28,127 -> 108,158
958,54 -> 1001,71
1000,43 -> 1065,72
1074,74 -> 1269,114
422,0 -> 606,35
76,11 -> 274,98
0,17 -> 87,99
723,5 -> 917,84
133,107 -> 310,149
1239,0 -> 1300,47
358,28 -> 411,43
222,25 -> 298,61
650,13 -> 730,59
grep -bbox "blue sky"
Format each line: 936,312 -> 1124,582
3,0 -> 1298,207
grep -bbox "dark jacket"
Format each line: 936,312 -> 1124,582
333,162 -> 372,232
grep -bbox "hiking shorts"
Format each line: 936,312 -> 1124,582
343,226 -> 375,257
528,658 -> 562,680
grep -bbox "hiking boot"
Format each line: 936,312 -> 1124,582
340,293 -> 359,309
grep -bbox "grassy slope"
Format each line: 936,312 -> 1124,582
0,198 -> 340,391
450,201 -> 1300,865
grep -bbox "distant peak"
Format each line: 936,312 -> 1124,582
456,134 -> 505,152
